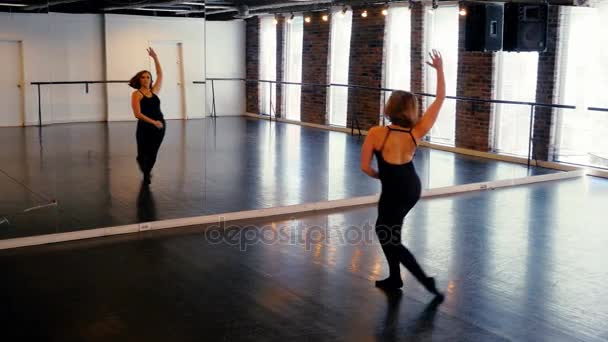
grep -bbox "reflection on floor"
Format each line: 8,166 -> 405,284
1,117 -> 557,239
1,177 -> 606,341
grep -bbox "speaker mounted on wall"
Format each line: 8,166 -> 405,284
503,2 -> 549,52
464,2 -> 504,52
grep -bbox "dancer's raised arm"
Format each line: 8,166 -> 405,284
412,50 -> 445,140
148,47 -> 163,94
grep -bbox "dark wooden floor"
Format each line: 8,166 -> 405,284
1,177 -> 606,341
1,117 -> 556,239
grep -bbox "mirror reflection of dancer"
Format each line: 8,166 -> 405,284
361,50 -> 445,298
130,47 -> 165,185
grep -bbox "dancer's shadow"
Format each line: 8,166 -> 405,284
379,289 -> 404,341
137,182 -> 157,222
378,288 -> 444,341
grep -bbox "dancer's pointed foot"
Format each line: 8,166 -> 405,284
423,277 -> 444,300
375,277 -> 403,290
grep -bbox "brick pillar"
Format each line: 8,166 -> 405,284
301,11 -> 330,125
275,16 -> 285,118
347,5 -> 386,130
410,3 -> 426,116
533,6 -> 561,161
455,15 -> 495,151
245,17 -> 259,114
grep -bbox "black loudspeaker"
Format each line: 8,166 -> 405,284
465,2 -> 504,52
503,3 -> 548,52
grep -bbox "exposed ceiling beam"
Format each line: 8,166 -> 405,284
25,0 -> 87,10
103,0 -> 198,11
205,0 -> 591,18
206,0 -> 336,16
206,5 -> 233,9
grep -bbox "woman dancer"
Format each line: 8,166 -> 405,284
130,47 -> 165,185
360,50 -> 445,297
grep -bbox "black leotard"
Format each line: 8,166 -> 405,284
136,91 -> 165,178
138,91 -> 164,121
374,126 -> 420,205
374,126 -> 430,286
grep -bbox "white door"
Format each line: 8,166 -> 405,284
149,41 -> 185,120
0,41 -> 24,127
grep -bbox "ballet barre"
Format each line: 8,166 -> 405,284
29,78 -> 607,169
31,80 -> 129,127
205,78 -> 603,169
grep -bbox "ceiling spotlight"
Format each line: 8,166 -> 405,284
305,16 -> 311,23
382,8 -> 388,16
432,0 -> 438,10
459,7 -> 467,16
340,6 -> 347,17
322,14 -> 329,21
290,13 -> 295,20
273,15 -> 278,25
361,9 -> 368,18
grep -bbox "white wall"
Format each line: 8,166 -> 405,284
205,20 -> 246,116
48,14 -> 106,124
104,14 -> 205,121
0,12 -> 105,125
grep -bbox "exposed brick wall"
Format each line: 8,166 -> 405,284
301,11 -> 330,125
346,5 -> 385,130
455,15 -> 495,151
241,5 -> 563,159
533,5 -> 561,161
245,17 -> 259,114
275,16 -> 285,118
410,2 -> 426,115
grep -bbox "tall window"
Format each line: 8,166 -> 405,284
259,16 -> 277,116
328,8 -> 353,127
283,15 -> 304,121
493,52 -> 539,156
425,5 -> 458,145
383,4 -> 412,123
556,3 -> 608,167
